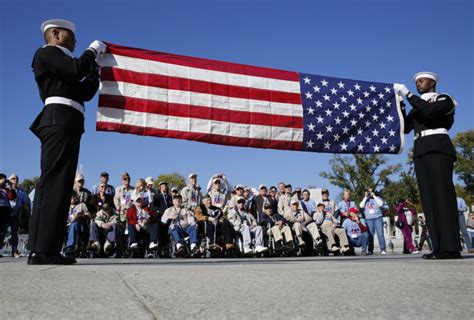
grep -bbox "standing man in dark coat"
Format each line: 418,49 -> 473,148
395,72 -> 461,259
28,19 -> 107,265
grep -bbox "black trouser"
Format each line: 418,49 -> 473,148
414,152 -> 460,252
28,126 -> 82,254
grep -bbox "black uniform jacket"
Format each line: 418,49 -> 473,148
403,93 -> 456,158
30,45 -> 99,135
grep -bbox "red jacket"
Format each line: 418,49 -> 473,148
126,206 -> 158,225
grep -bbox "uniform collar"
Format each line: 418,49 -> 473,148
420,92 -> 438,101
43,44 -> 74,58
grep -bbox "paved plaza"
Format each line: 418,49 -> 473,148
1,253 -> 472,319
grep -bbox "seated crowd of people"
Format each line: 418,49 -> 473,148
0,171 -> 400,258
58,171 -> 395,258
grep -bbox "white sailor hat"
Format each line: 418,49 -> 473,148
41,19 -> 76,34
413,71 -> 438,83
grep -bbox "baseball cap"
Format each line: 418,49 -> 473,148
100,171 -> 109,177
145,176 -> 154,185
349,207 -> 359,214
75,174 -> 84,182
189,173 -> 198,178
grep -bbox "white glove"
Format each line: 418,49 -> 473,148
88,40 -> 107,55
393,83 -> 409,97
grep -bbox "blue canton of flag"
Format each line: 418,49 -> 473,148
299,73 -> 404,154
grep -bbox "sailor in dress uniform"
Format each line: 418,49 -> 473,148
394,72 -> 461,259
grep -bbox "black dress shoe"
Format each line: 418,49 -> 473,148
423,251 -> 462,260
27,253 -> 77,265
433,251 -> 463,260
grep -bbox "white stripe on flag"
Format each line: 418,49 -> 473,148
97,107 -> 304,142
99,54 -> 301,94
100,81 -> 304,118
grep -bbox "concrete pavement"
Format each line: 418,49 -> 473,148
0,254 -> 472,319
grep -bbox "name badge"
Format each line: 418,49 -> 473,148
369,209 -> 375,214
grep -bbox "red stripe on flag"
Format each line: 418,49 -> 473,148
105,42 -> 300,82
99,95 -> 304,129
101,67 -> 302,105
96,121 -> 303,151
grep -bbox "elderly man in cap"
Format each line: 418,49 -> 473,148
342,207 -> 369,255
314,203 -> 350,254
181,173 -> 202,211
278,184 -> 298,216
208,178 -> 230,211
126,193 -> 159,252
395,73 -> 461,259
73,173 -> 92,209
89,203 -> 118,255
28,19 -> 106,265
321,189 -> 339,219
228,197 -> 268,255
259,203 -> 294,253
161,195 -> 199,257
92,172 -> 115,196
154,181 -> 172,216
114,172 -> 135,222
251,185 -> 270,219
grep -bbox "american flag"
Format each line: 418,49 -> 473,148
97,43 -> 404,154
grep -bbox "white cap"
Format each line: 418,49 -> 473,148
258,184 -> 267,190
41,19 -> 76,34
8,173 -> 18,180
145,176 -> 154,185
75,174 -> 84,182
235,184 -> 244,189
188,173 -> 198,178
413,71 -> 438,83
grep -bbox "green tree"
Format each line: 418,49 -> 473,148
153,173 -> 186,191
381,171 -> 421,214
453,130 -> 474,199
19,177 -> 40,193
319,154 -> 401,201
